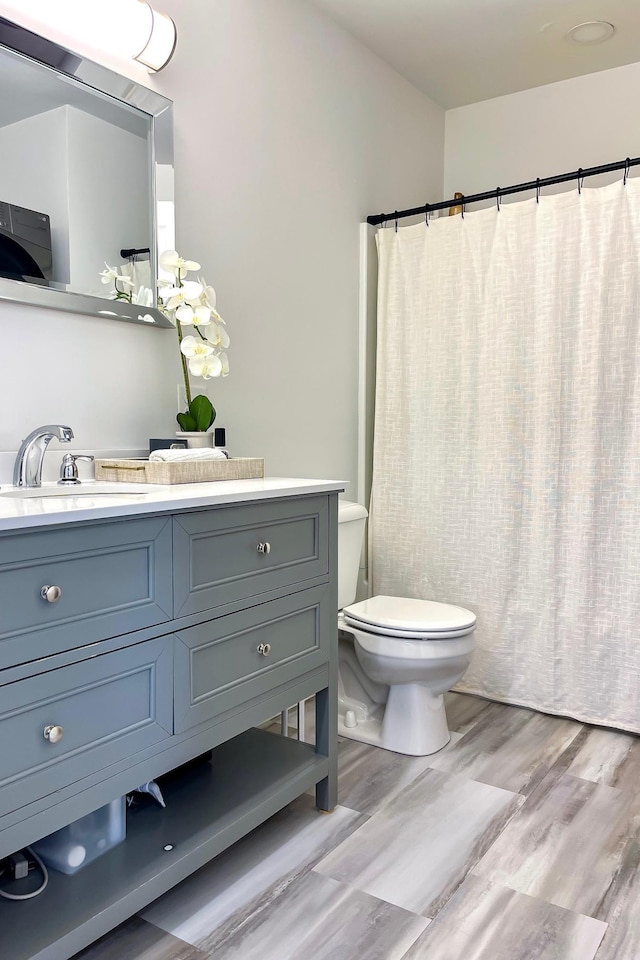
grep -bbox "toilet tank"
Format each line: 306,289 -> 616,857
337,500 -> 368,609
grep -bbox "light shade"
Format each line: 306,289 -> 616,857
566,21 -> 615,45
133,2 -> 177,71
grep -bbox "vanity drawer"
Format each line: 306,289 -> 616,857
0,637 -> 173,818
0,517 -> 173,667
173,496 -> 329,617
174,584 -> 331,732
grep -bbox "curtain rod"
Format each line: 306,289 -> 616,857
367,155 -> 640,227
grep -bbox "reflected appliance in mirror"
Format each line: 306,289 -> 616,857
0,17 -> 174,328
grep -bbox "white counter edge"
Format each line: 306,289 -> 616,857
0,478 -> 347,532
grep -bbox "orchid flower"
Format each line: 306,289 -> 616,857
179,336 -> 214,360
163,280 -> 204,312
176,303 -> 212,326
99,263 -> 134,286
197,279 -> 217,310
204,321 -> 230,349
99,265 -> 116,284
159,250 -> 201,279
188,353 -> 223,379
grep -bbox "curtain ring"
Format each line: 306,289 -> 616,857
460,194 -> 465,219
496,187 -> 501,211
624,157 -> 631,185
536,178 -> 541,204
425,202 -> 430,226
577,168 -> 583,195
394,211 -> 398,233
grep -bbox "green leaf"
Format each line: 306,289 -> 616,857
189,394 -> 216,432
176,411 -> 197,432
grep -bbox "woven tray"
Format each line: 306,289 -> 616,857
94,457 -> 264,485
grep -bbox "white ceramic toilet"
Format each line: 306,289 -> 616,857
337,501 -> 476,756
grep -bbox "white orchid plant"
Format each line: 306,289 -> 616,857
99,252 -> 230,433
158,250 -> 229,432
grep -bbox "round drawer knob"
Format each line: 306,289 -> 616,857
41,585 -> 62,603
257,643 -> 272,657
43,724 -> 64,744
256,542 -> 271,555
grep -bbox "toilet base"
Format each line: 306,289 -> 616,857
338,683 -> 451,757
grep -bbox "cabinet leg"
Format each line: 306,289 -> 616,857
315,685 -> 337,811
280,708 -> 289,737
297,699 -> 306,742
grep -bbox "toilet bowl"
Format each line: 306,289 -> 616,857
337,503 -> 476,757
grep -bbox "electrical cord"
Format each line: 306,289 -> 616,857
0,847 -> 49,900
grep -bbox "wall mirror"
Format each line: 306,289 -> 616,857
0,17 -> 174,327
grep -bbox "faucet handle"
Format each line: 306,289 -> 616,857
58,453 -> 94,485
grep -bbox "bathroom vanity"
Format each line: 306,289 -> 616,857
0,478 -> 342,960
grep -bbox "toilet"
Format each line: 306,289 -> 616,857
337,501 -> 476,756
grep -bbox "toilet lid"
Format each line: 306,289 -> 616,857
343,595 -> 476,635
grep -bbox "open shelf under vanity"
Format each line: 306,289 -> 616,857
1,729 -> 328,960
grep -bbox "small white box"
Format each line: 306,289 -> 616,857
32,798 -> 126,875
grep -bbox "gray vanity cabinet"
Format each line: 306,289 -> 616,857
0,490 -> 339,960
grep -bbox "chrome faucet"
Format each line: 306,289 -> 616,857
13,424 -> 74,488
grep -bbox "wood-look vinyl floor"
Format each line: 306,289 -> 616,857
74,693 -> 640,960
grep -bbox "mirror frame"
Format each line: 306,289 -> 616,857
0,16 -> 174,328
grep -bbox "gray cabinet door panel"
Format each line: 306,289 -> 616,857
173,497 -> 328,617
174,585 -> 331,732
0,517 -> 173,667
0,637 -> 173,817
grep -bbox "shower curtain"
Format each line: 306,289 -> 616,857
370,179 -> 640,732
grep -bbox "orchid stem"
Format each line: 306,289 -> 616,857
176,320 -> 193,407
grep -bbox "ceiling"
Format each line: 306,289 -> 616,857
309,0 -> 640,109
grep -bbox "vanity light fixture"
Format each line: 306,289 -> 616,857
132,1 -> 177,72
566,21 -> 615,45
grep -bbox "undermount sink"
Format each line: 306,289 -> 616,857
0,483 -> 151,499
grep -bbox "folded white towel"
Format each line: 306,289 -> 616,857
149,448 -> 229,463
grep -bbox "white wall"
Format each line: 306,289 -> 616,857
0,0 -> 444,494
445,61 -> 640,199
155,0 -> 443,488
0,306 -> 178,454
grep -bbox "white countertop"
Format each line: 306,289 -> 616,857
0,477 -> 346,532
